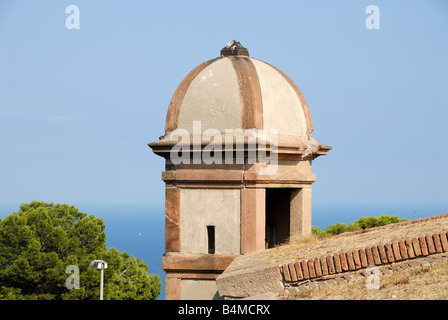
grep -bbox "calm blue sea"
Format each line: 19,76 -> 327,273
1,202 -> 447,300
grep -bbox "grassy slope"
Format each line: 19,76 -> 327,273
229,215 -> 448,271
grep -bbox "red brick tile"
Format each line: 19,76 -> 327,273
372,245 -> 382,265
366,247 -> 376,266
412,237 -> 422,256
385,243 -> 395,263
294,261 -> 303,280
406,238 -> 416,258
419,236 -> 429,256
339,252 -> 349,271
426,234 -> 436,254
359,248 -> 368,267
352,249 -> 362,269
440,232 -> 448,252
399,240 -> 409,260
308,259 -> 316,278
326,255 -> 335,274
346,251 -> 356,271
314,257 -> 322,277
333,254 -> 342,273
288,262 -> 297,282
282,264 -> 291,282
377,244 -> 388,264
301,260 -> 309,279
432,233 -> 443,253
320,256 -> 328,276
392,241 -> 402,261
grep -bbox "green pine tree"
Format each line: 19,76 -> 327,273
0,201 -> 161,300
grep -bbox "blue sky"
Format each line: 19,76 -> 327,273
0,0 -> 447,207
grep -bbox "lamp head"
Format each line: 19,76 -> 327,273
89,260 -> 108,270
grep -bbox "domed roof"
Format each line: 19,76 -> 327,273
151,41 -> 331,159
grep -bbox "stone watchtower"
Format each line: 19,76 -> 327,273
148,41 -> 331,300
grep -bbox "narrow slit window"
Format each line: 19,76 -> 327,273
207,226 -> 215,254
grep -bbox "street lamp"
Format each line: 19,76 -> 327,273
89,260 -> 108,300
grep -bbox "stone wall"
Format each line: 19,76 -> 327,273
180,188 -> 241,254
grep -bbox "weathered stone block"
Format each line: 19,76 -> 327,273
165,187 -> 181,252
216,264 -> 284,299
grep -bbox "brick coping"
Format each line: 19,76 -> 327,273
280,228 -> 448,285
279,253 -> 448,297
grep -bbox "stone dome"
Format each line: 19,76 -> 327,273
152,41 -> 330,158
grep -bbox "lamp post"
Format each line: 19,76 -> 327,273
89,260 -> 108,300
